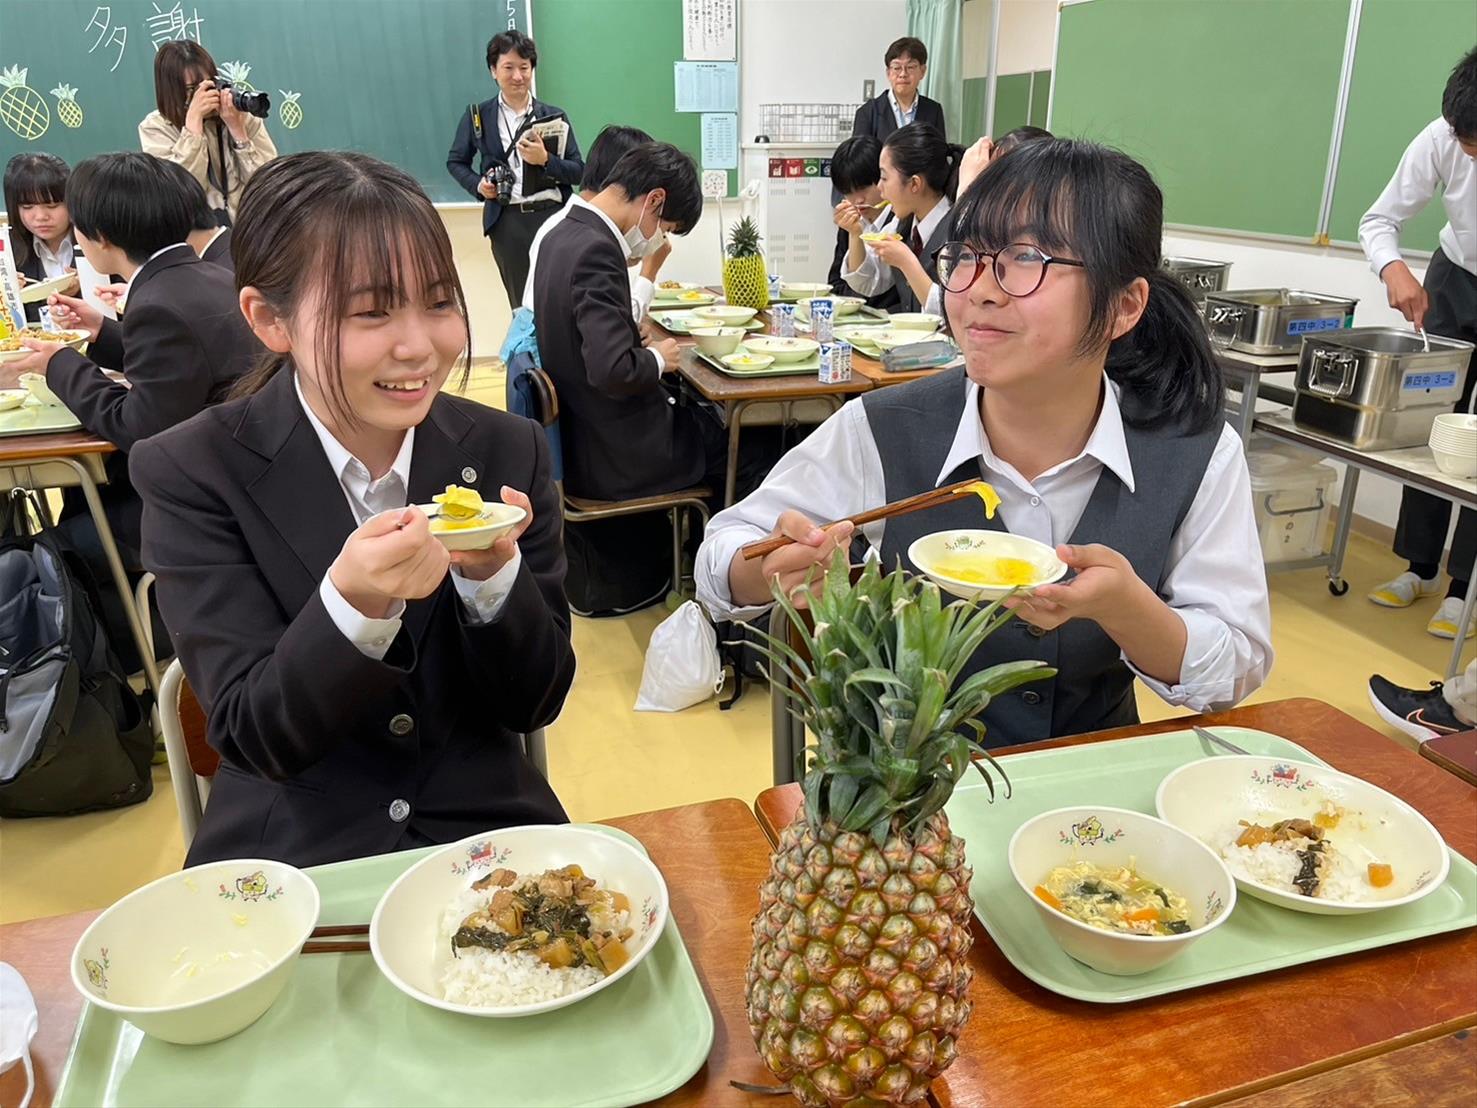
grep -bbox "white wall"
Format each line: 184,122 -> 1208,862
739,0 -> 908,141
997,0 -> 1057,75
1165,228 -> 1432,534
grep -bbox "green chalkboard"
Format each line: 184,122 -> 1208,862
1325,0 -> 1473,251
1051,0 -> 1351,238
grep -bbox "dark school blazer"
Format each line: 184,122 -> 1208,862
200,226 -> 233,270
45,244 -> 260,551
130,368 -> 576,868
851,92 -> 947,144
446,96 -> 585,236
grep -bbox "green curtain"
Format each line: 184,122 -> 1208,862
908,0 -> 964,143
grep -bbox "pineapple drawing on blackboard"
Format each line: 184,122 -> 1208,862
278,91 -> 303,130
1,66 -> 49,140
218,61 -> 257,93
51,84 -> 83,129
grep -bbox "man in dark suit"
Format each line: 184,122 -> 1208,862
532,142 -> 715,502
13,153 -> 260,556
852,36 -> 947,143
447,29 -> 585,309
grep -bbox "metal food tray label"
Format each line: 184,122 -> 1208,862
1286,316 -> 1349,337
1402,371 -> 1459,391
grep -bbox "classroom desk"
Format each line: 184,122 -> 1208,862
0,369 -> 162,698
1422,729 -> 1477,788
1216,347 -> 1301,442
753,697 -> 1477,1108
0,799 -> 788,1108
1253,410 -> 1477,678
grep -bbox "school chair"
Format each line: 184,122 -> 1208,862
157,657 -> 216,848
517,366 -> 712,603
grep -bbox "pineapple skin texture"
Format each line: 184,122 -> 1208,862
723,253 -> 771,310
747,813 -> 974,1107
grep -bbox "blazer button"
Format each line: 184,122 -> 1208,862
1026,624 -> 1048,638
388,798 -> 411,823
461,466 -> 478,483
389,713 -> 414,736
1021,690 -> 1044,706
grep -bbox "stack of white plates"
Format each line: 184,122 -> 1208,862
1428,413 -> 1477,478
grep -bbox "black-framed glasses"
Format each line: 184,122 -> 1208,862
935,241 -> 1085,298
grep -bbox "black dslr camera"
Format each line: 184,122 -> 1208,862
215,77 -> 271,119
482,162 -> 515,199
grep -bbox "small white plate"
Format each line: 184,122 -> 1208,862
19,272 -> 79,304
908,529 -> 1067,601
741,335 -> 820,363
420,502 -> 527,551
0,390 -> 27,412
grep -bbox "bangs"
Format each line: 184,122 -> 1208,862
5,154 -> 68,208
950,143 -> 1082,256
305,176 -> 471,427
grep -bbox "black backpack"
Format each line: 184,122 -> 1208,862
0,493 -> 153,817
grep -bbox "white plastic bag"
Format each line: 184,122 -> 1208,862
634,601 -> 725,712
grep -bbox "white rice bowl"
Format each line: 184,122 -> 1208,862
370,825 -> 669,1017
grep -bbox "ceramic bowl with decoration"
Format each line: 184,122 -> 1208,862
779,281 -> 831,300
887,312 -> 944,332
419,501 -> 527,552
741,335 -> 819,364
907,529 -> 1068,602
691,304 -> 758,326
689,326 -> 746,358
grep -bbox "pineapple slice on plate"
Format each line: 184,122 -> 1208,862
723,215 -> 770,311
742,551 -> 1053,1106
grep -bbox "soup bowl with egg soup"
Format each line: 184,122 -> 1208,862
907,529 -> 1068,601
71,859 -> 320,1044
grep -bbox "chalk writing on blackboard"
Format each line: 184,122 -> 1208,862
85,7 -> 128,72
148,3 -> 206,50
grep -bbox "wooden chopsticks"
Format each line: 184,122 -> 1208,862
302,923 -> 370,955
740,478 -> 987,561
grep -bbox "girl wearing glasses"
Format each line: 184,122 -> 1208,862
696,139 -> 1271,745
840,123 -> 961,314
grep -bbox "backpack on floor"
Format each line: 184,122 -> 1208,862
0,493 -> 153,818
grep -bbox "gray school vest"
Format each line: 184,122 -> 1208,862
861,367 -> 1220,746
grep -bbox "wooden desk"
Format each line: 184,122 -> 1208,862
753,698 -> 1477,1108
0,798 -> 785,1108
1422,729 -> 1477,788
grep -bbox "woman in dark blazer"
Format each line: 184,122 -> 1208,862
130,151 -> 576,868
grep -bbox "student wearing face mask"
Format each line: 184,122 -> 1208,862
532,143 -> 710,502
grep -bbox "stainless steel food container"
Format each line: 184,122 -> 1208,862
1292,328 -> 1475,450
1204,289 -> 1359,355
1162,256 -> 1232,305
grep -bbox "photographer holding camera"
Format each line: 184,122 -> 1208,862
447,30 -> 584,308
139,41 -> 277,223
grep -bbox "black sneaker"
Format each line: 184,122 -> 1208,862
1368,674 -> 1465,741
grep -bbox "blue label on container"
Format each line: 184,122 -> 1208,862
1287,316 -> 1346,336
1402,371 -> 1458,391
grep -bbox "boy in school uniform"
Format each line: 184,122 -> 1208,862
827,136 -> 901,310
852,37 -> 947,143
446,30 -> 585,310
1359,46 -> 1477,640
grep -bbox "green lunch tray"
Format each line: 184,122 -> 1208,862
942,727 -> 1477,1004
0,402 -> 81,437
650,311 -> 764,336
54,826 -> 715,1107
698,349 -> 821,378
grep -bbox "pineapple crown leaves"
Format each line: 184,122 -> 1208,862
219,61 -> 252,81
278,90 -> 301,101
742,549 -> 1054,847
725,215 -> 762,259
50,84 -> 78,99
1,66 -> 28,88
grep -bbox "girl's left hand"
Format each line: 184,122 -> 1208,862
9,337 -> 67,374
1004,543 -> 1146,632
870,235 -> 919,273
450,486 -> 533,581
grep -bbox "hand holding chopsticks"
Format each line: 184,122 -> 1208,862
740,479 -> 996,561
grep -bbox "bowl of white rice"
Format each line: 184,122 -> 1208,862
370,825 -> 669,1017
1155,756 -> 1451,915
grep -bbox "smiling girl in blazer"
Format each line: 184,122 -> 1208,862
130,151 -> 575,867
699,140 -> 1272,746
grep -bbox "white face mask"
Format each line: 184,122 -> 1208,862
624,198 -> 665,260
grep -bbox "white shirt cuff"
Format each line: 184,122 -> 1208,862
630,275 -> 655,321
695,527 -> 776,624
451,547 -> 523,624
649,346 -> 665,375
1369,247 -> 1406,280
922,283 -> 943,316
319,573 -> 405,660
1125,606 -> 1243,712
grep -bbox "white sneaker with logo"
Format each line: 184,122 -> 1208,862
1367,571 -> 1441,609
1427,596 -> 1477,640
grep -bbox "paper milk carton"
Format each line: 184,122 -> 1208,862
0,226 -> 26,333
808,297 -> 834,342
819,341 -> 853,384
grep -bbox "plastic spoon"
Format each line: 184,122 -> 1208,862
1419,326 -> 1430,352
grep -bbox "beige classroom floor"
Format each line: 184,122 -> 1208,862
1,363 -> 1468,925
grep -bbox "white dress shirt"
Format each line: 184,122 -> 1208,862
294,375 -> 523,660
1359,117 -> 1477,278
34,234 -> 74,278
888,91 -> 919,129
498,95 -> 562,206
521,195 -> 655,321
841,196 -> 948,314
575,199 -> 666,375
696,376 -> 1273,713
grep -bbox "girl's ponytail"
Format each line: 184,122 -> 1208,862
1106,268 -> 1224,433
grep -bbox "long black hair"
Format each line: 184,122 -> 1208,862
883,122 -> 964,199
951,138 -> 1223,433
4,152 -> 69,270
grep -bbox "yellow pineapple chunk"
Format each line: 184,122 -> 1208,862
432,484 -> 485,521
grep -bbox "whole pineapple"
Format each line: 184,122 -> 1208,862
723,215 -> 770,310
745,553 -> 1053,1106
